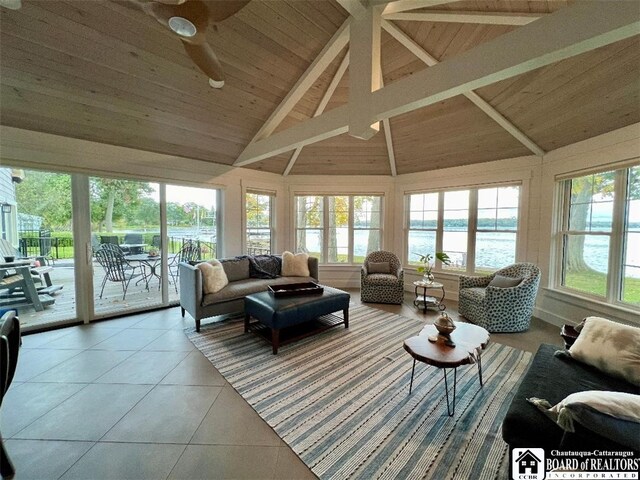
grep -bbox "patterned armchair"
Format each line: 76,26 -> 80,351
360,251 -> 404,305
458,263 -> 541,333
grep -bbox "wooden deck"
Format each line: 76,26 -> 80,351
12,260 -> 180,331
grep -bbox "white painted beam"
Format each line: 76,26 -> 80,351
234,1 -> 639,166
243,20 -> 350,144
382,11 -> 545,25
382,19 -> 545,156
336,0 -> 367,17
372,1 -> 640,121
349,6 -> 382,139
283,52 -> 350,176
234,106 -> 350,166
379,74 -> 397,176
382,0 -> 461,15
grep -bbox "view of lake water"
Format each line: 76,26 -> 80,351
302,229 -> 640,277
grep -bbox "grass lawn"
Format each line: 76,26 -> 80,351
565,269 -> 640,306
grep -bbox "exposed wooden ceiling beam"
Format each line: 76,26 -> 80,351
379,74 -> 397,176
382,19 -> 545,156
234,1 -> 639,166
382,0 -> 462,16
382,11 -> 545,25
349,5 -> 382,139
283,52 -> 350,176
336,0 -> 367,17
241,19 -> 350,146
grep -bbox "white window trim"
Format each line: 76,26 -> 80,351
404,183 -> 522,274
244,189 -> 275,255
294,194 -> 384,265
553,166 -> 639,310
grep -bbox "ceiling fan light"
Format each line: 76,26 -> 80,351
168,16 -> 197,38
209,78 -> 224,89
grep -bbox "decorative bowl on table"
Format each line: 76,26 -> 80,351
434,312 -> 456,335
3,256 -> 15,263
148,249 -> 159,257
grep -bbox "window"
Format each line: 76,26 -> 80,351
623,166 -> 640,305
406,185 -> 520,273
245,191 -> 273,255
476,186 -> 519,272
558,164 -> 639,306
407,193 -> 438,265
295,195 -> 382,263
442,190 -> 469,270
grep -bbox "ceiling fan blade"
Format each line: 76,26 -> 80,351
203,0 -> 250,22
182,40 -> 225,87
153,0 -> 187,4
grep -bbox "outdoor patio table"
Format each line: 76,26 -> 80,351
0,260 -> 44,311
125,254 -> 162,289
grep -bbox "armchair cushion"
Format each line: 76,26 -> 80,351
488,275 -> 522,288
368,261 -> 390,274
364,273 -> 401,286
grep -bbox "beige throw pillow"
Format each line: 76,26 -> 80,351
281,251 -> 310,277
197,259 -> 229,294
569,316 -> 640,386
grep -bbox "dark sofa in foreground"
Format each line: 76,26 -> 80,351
502,343 -> 639,451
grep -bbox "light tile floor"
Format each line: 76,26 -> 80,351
2,290 -> 562,479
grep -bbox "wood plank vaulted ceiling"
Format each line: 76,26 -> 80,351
0,0 -> 638,176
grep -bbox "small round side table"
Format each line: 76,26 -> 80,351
413,280 -> 446,313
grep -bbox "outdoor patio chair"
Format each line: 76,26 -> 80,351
94,244 -> 144,300
0,310 -> 20,479
168,240 -> 201,292
99,235 -> 120,246
151,235 -> 162,249
0,238 -> 49,287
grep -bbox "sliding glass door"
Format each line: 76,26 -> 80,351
90,177 -> 162,317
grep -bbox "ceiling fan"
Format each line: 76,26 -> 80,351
139,0 -> 250,88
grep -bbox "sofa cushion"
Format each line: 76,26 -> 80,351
197,260 -> 228,294
488,275 -> 522,288
528,391 -> 640,450
502,344 -> 638,451
202,276 -> 315,306
364,273 -> 399,286
569,317 -> 640,386
282,251 -> 310,277
220,258 -> 250,282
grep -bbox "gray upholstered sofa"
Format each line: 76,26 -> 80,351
179,256 -> 319,331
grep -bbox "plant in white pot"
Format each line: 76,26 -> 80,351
415,252 -> 451,284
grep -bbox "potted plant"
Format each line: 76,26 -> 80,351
415,252 -> 451,284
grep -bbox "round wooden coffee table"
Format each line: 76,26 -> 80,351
403,322 -> 490,416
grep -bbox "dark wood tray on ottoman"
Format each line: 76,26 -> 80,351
268,282 -> 323,297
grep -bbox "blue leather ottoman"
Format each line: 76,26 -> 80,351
244,286 -> 350,354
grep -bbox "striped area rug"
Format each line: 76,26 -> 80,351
186,304 -> 531,480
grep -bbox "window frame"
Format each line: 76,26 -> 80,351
404,183 -> 522,274
244,189 -> 275,255
554,165 -> 639,308
294,194 -> 384,264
